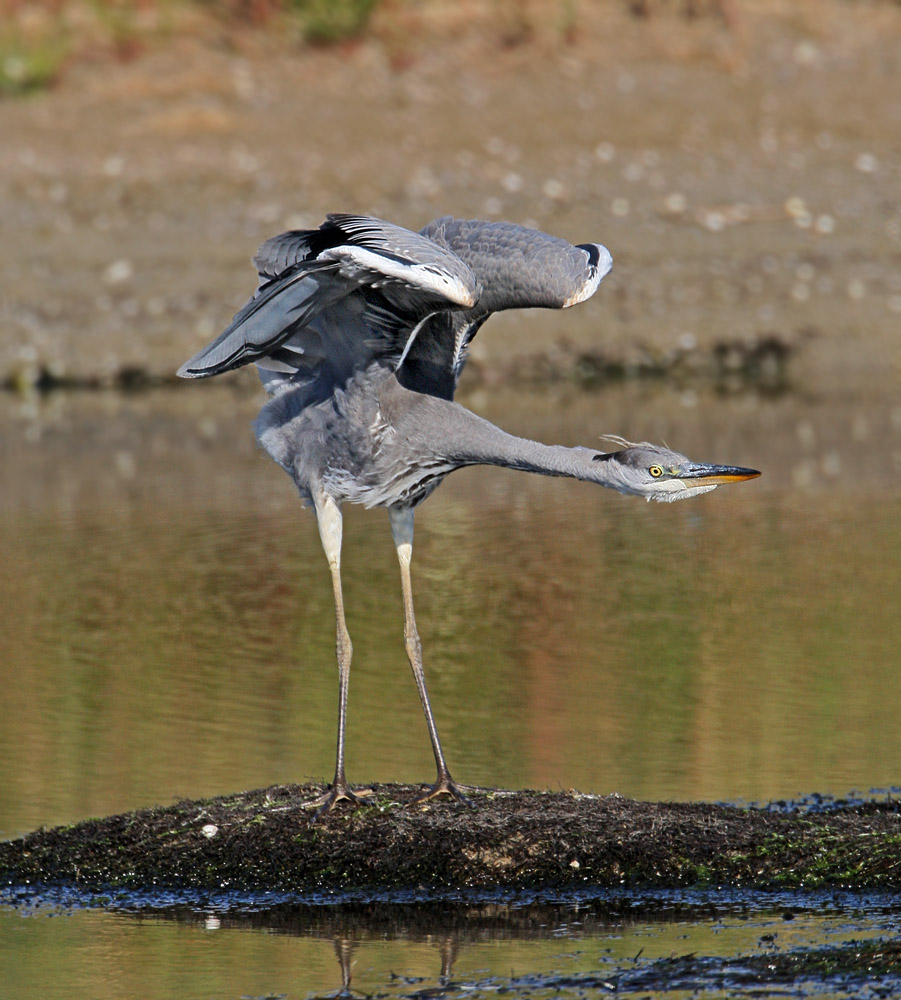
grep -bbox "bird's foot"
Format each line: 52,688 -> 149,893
303,781 -> 374,822
410,772 -> 475,809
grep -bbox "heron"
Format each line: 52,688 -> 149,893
178,213 -> 759,817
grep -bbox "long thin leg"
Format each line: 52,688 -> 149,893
389,506 -> 471,806
305,493 -> 372,818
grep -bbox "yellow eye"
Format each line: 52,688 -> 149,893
649,465 -> 664,478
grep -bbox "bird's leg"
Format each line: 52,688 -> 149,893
305,493 -> 373,819
389,507 -> 472,807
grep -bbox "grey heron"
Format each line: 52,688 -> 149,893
178,213 -> 759,817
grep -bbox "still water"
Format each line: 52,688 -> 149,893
2,891 -> 900,998
1,378 -> 899,997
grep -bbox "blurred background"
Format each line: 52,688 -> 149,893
1,0 -> 900,840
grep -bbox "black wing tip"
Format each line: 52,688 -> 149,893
576,243 -> 602,267
176,362 -> 219,379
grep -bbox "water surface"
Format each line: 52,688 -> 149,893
2,890 -> 899,999
2,381 -> 898,837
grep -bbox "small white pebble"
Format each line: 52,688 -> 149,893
102,156 -> 125,178
595,142 -> 615,163
229,147 -> 259,173
502,172 -> 523,193
195,315 -> 216,337
114,451 -> 136,479
792,460 -> 816,490
102,259 -> 133,285
797,420 -> 817,449
854,152 -> 879,174
198,417 -> 218,439
542,178 -> 565,200
793,40 -> 820,66
611,197 -> 630,218
784,196 -> 808,219
201,824 -> 219,839
664,191 -> 687,213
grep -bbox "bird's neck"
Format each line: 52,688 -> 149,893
384,381 -> 637,497
456,419 -> 634,493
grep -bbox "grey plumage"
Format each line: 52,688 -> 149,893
178,214 -> 758,817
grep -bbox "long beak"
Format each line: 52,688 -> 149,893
679,463 -> 761,487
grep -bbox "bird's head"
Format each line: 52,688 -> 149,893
592,437 -> 760,502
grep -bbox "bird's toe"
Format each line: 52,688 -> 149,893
304,782 -> 374,821
410,774 -> 475,809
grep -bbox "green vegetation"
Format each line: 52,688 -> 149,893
0,34 -> 69,96
0,0 -> 385,98
5,0 -> 901,98
288,0 -> 379,44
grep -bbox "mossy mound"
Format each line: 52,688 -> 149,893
3,784 -> 900,896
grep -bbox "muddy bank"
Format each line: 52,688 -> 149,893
530,938 -> 901,996
2,2 -> 900,394
3,784 -> 900,896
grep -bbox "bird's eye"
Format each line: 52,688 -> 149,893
649,465 -> 664,478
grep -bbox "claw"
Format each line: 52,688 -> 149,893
304,782 -> 374,821
410,773 -> 475,808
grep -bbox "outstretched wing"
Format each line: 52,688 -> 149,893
397,218 -> 612,398
177,215 -> 478,384
423,216 -> 611,313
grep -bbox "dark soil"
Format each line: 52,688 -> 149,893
3,783 -> 901,897
522,938 -> 901,996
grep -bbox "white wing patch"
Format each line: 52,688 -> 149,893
323,245 -> 477,308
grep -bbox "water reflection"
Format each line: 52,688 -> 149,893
1,381 -> 899,837
2,891 -> 899,999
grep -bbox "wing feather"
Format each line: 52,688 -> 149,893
422,217 -> 611,312
397,218 -> 612,397
178,216 -> 479,384
178,215 -> 611,405
177,261 -> 343,378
